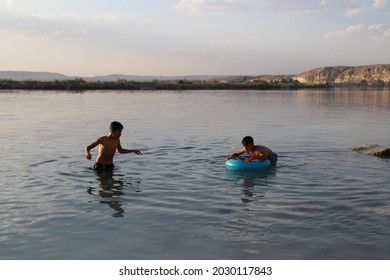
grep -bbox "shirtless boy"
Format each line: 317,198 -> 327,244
85,121 -> 142,172
227,136 -> 278,166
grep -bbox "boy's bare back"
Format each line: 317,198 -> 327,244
251,145 -> 273,159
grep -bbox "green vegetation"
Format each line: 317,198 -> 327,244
0,78 -> 331,91
334,79 -> 390,88
2,77 -> 388,91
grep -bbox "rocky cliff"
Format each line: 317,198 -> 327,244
293,64 -> 390,85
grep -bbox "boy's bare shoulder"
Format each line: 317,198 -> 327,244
93,135 -> 105,142
101,135 -> 120,146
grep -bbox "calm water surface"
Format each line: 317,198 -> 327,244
0,89 -> 389,259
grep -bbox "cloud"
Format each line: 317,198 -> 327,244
324,24 -> 365,40
368,24 -> 382,30
345,7 -> 365,17
384,29 -> 390,37
4,0 -> 15,5
324,24 -> 389,40
373,0 -> 387,8
279,8 -> 322,17
372,28 -> 390,40
174,0 -> 388,17
0,12 -> 146,41
174,0 -> 263,14
174,0 -> 320,14
346,0 -> 388,17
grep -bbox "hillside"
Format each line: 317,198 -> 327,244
0,71 -> 70,81
0,71 -> 225,82
293,64 -> 390,85
1,64 -> 390,85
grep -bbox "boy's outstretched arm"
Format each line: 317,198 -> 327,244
117,143 -> 142,155
227,148 -> 245,160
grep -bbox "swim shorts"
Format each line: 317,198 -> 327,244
94,162 -> 114,173
267,153 -> 278,167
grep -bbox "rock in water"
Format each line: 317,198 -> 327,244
353,144 -> 390,158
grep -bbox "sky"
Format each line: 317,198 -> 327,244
0,0 -> 389,76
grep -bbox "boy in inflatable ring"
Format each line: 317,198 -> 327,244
85,121 -> 142,173
227,136 -> 277,166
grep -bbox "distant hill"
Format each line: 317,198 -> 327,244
0,71 -> 71,81
200,64 -> 390,85
292,66 -> 350,84
0,71 -> 225,82
1,64 -> 390,85
293,64 -> 390,85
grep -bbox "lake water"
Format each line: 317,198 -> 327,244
0,89 -> 389,260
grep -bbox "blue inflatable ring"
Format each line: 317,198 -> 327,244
225,158 -> 271,171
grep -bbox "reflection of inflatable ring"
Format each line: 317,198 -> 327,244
225,158 -> 271,171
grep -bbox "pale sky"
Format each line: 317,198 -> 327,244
1,0 -> 389,76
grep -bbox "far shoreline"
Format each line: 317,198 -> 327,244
2,78 -> 386,91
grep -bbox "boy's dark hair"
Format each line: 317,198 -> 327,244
242,136 -> 254,146
110,121 -> 124,131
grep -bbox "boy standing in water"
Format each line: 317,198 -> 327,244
227,136 -> 278,166
85,121 -> 142,172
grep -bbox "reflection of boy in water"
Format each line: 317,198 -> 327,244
87,171 -> 126,218
227,136 -> 278,166
85,121 -> 142,172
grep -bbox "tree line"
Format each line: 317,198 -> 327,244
0,78 -> 329,90
1,78 -> 389,91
